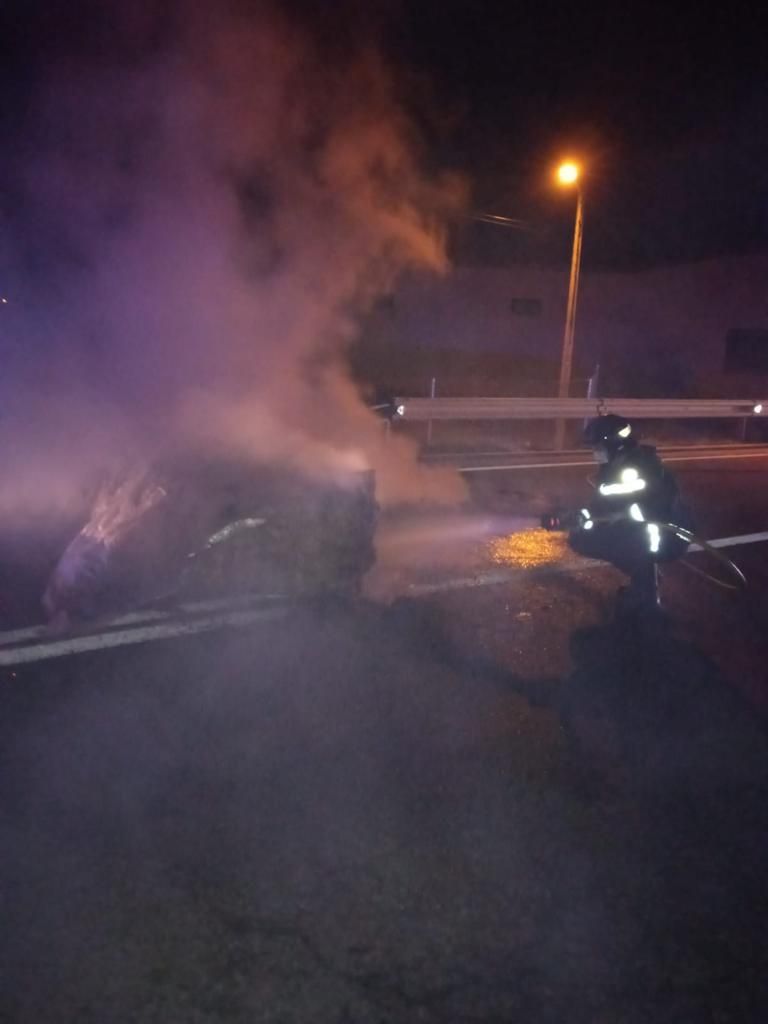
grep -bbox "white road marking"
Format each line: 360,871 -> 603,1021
0,592 -> 285,649
2,530 -> 767,666
407,564 -> 599,595
408,530 -> 768,594
0,604 -> 286,666
430,442 -> 768,458
458,450 -> 768,472
686,531 -> 768,551
429,443 -> 768,460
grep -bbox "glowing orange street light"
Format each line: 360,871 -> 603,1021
554,159 -> 585,450
556,160 -> 580,186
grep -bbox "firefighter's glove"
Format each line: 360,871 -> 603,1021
540,512 -> 563,531
541,509 -> 591,532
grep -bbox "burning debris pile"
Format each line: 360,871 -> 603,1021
43,459 -> 377,624
180,464 -> 377,600
2,3 -> 466,630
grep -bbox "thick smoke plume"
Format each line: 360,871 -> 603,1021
0,2 -> 467,523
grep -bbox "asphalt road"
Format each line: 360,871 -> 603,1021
452,443 -> 768,529
455,445 -> 768,586
463,446 -> 768,711
3,448 -> 768,1022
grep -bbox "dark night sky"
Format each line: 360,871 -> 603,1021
388,0 -> 768,268
1,0 -> 767,270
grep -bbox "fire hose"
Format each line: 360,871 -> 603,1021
670,524 -> 747,591
541,511 -> 748,591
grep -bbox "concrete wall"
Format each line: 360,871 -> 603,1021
387,251 -> 768,396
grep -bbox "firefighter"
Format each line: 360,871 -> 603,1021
548,415 -> 690,613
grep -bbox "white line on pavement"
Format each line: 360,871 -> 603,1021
406,564 -> 597,595
459,458 -> 602,472
687,530 -> 768,551
0,605 -> 286,667
408,530 -> 768,594
429,443 -> 768,460
2,530 -> 767,666
458,450 -> 768,472
0,592 -> 286,649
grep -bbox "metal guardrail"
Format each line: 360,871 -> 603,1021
393,397 -> 767,421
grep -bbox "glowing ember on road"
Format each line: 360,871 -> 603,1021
489,529 -> 568,568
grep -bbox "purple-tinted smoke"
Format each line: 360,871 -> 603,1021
0,3 -> 467,524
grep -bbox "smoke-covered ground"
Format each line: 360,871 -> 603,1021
2,569 -> 768,1023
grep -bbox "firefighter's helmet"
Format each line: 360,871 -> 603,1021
583,414 -> 638,454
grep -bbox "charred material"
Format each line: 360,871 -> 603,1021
43,459 -> 377,623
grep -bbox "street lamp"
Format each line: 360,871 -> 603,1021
554,160 -> 584,450
557,161 -> 580,186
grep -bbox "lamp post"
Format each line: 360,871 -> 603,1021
554,160 -> 584,450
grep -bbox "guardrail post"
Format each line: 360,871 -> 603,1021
426,376 -> 437,447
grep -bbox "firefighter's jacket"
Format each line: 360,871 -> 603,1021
588,444 -> 679,524
574,444 -> 691,563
